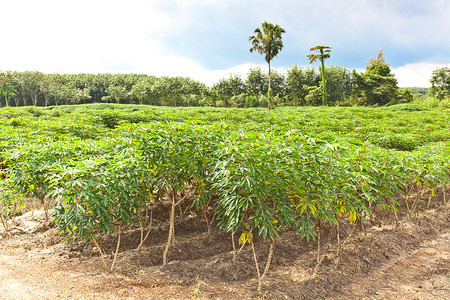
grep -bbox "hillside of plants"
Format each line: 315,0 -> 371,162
0,103 -> 449,292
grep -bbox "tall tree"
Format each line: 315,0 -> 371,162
430,67 -> 450,101
103,85 -> 128,104
246,67 -> 268,104
362,50 -> 399,106
22,71 -> 44,106
249,21 -> 286,110
286,65 -> 305,106
131,78 -> 152,105
0,78 -> 17,107
308,46 -> 331,106
39,74 -> 55,107
212,77 -> 234,107
324,65 -> 352,106
269,69 -> 286,100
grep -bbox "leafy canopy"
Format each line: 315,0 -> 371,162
430,67 -> 450,101
249,22 -> 286,65
307,46 -> 331,65
249,21 -> 285,110
365,49 -> 392,77
308,46 -> 332,106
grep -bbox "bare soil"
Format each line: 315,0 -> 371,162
0,189 -> 449,299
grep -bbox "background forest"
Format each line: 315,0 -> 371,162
1,51 -> 447,109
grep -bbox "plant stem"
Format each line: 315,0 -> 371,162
137,208 -> 153,251
92,236 -> 108,271
337,225 -> 356,258
261,239 -> 275,280
231,232 -> 237,262
336,223 -> 341,256
163,193 -> 176,266
110,226 -> 122,272
139,209 -> 148,246
251,240 -> 262,293
426,191 -> 433,209
404,187 -> 411,217
361,219 -> 366,237
316,227 -> 321,263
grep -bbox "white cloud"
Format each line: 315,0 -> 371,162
0,0 -> 190,76
392,63 -> 448,87
1,0 -> 448,90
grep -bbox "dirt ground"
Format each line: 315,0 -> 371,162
0,189 -> 449,299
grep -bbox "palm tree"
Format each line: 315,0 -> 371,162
308,46 -> 331,106
249,22 -> 286,110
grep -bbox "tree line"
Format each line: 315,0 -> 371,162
1,53 -> 447,109
1,19 -> 448,109
0,54 -> 417,109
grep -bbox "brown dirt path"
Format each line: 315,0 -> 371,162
0,240 -> 195,299
0,251 -> 199,299
1,230 -> 448,299
0,200 -> 449,299
330,231 -> 450,299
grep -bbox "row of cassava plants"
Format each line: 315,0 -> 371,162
2,120 -> 449,293
1,104 -> 450,155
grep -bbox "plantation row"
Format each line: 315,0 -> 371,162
1,104 -> 449,289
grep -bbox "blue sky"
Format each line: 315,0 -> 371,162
1,0 -> 449,87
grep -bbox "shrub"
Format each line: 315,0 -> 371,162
99,112 -> 121,129
26,106 -> 46,118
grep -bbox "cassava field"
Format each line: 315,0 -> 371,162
0,104 -> 449,299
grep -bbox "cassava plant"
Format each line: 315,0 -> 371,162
140,125 -> 220,265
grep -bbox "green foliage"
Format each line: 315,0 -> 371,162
8,118 -> 25,127
325,65 -> 351,106
304,85 -> 322,106
370,133 -> 418,151
52,142 -> 147,241
286,66 -> 320,106
249,21 -> 286,110
26,106 -> 46,117
430,67 -> 450,101
99,111 -> 122,129
0,104 -> 449,247
249,22 -> 286,66
103,85 -> 128,104
351,50 -> 399,106
397,88 -> 414,103
246,67 -> 268,98
412,94 -> 450,108
308,46 -> 332,106
0,177 -> 25,232
0,78 -> 17,108
2,58 -> 409,109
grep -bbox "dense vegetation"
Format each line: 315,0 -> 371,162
1,103 -> 449,291
3,53 -> 447,109
1,19 -> 448,294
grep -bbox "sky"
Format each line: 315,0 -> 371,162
1,0 -> 449,87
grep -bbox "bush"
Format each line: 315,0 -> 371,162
398,88 -> 414,103
373,134 -> 418,151
412,95 -> 450,108
9,118 -> 25,127
50,110 -> 63,118
99,112 -> 121,129
26,106 -> 46,118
